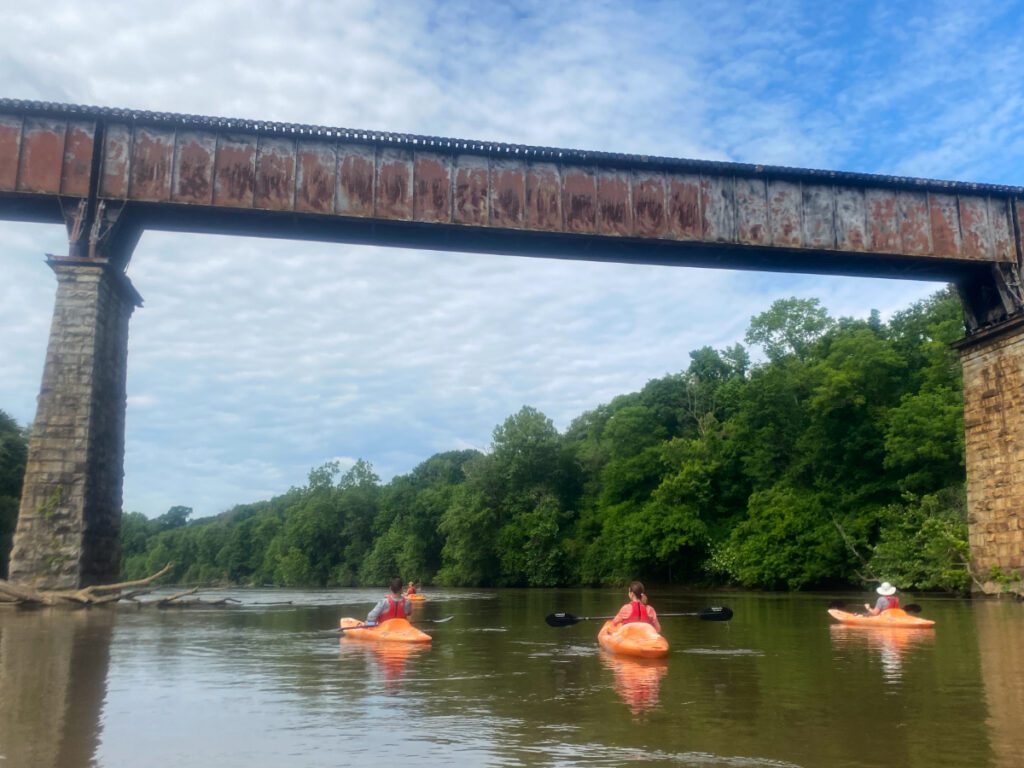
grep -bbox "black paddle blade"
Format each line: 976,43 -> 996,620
904,603 -> 922,614
827,600 -> 846,610
699,606 -> 733,621
545,612 -> 579,628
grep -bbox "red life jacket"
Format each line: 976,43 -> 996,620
624,600 -> 655,626
378,595 -> 407,622
883,596 -> 900,610
407,585 -> 417,595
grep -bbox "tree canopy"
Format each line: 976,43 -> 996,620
1,289 -> 973,593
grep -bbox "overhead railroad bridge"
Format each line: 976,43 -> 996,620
1,98 -> 1021,591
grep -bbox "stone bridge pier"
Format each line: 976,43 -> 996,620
8,256 -> 141,589
956,318 -> 1024,593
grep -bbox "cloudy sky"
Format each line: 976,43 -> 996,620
2,0 -> 1023,518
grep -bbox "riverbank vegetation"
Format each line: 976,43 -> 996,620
2,289 -> 972,592
0,410 -> 27,579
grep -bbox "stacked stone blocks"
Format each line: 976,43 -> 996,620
8,258 -> 137,589
958,318 -> 1024,593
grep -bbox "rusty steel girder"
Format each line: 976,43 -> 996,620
1,97 -> 1022,331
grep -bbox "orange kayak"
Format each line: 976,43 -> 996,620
827,608 -> 935,628
407,594 -> 426,602
338,617 -> 432,643
598,620 -> 669,658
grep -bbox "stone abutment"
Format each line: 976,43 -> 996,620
956,316 -> 1024,594
8,257 -> 140,589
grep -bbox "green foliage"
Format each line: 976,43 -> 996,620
496,493 -> 567,586
108,288 -> 970,592
723,484 -> 846,589
884,388 -> 964,493
745,297 -> 833,361
0,411 -> 28,578
437,477 -> 499,586
868,488 -> 971,593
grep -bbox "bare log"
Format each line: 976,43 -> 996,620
0,580 -> 58,606
154,587 -> 200,606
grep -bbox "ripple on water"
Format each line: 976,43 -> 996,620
536,740 -> 804,767
681,647 -> 764,657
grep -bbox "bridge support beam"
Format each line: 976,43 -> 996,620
8,256 -> 141,589
956,316 -> 1024,594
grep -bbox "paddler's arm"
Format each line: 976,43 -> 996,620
647,606 -> 662,633
403,597 -> 412,614
366,598 -> 387,625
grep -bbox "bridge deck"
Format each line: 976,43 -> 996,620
0,98 -> 1020,283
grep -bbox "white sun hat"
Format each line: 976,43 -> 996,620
876,582 -> 897,596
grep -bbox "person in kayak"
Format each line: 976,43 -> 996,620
611,581 -> 661,632
366,578 -> 413,626
864,582 -> 900,615
406,581 -> 417,596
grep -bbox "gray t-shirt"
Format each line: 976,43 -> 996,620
874,596 -> 894,611
366,596 -> 413,624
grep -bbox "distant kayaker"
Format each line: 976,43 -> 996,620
612,581 -> 661,633
406,581 -> 417,596
366,578 -> 413,626
864,582 -> 900,615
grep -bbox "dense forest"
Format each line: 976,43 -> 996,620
2,289 -> 972,592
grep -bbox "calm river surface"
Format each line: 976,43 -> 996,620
1,589 -> 1022,768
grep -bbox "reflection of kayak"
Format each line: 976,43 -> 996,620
407,594 -> 426,602
598,620 -> 669,658
827,608 -> 935,628
338,617 -> 432,643
600,652 -> 668,714
339,639 -> 429,689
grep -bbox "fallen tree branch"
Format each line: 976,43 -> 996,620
0,563 -> 175,607
154,586 -> 200,606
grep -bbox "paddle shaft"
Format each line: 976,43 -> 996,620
546,606 -> 732,627
331,615 -> 454,633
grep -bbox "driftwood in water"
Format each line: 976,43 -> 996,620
149,588 -> 242,609
0,564 -> 175,607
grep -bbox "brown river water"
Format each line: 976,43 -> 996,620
1,589 -> 1022,768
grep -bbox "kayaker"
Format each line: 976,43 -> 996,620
612,581 -> 661,632
366,578 -> 413,626
406,581 -> 417,596
864,581 -> 900,615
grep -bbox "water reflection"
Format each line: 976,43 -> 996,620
338,639 -> 430,692
829,624 -> 935,684
0,591 -> 1017,767
599,652 -> 668,716
0,608 -> 113,768
974,601 -> 1024,767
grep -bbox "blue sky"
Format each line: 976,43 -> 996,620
2,0 -> 1023,518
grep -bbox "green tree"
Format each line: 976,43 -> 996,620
868,488 -> 971,593
724,483 -> 845,589
437,472 -> 500,586
0,411 -> 28,578
746,297 -> 833,362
